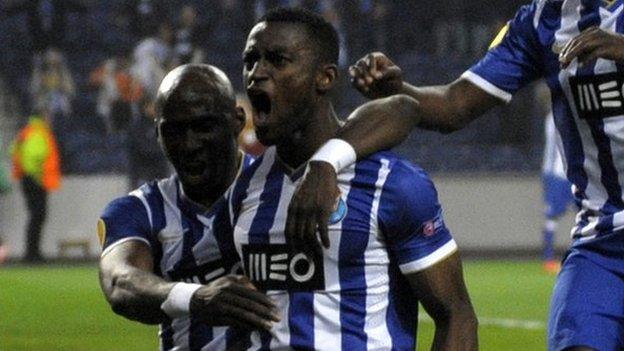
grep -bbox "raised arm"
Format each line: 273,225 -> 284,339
406,252 -> 478,351
99,240 -> 279,329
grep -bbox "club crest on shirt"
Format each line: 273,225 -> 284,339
329,197 -> 347,224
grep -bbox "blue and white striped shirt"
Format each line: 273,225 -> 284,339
99,153 -> 254,351
462,0 -> 624,238
227,147 -> 457,350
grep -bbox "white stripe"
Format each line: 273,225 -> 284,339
418,315 -> 546,330
201,327 -> 228,351
399,240 -> 458,274
100,236 -> 151,257
203,267 -> 225,282
533,0 -> 548,29
460,71 -> 512,103
130,190 -> 153,230
603,100 -> 623,108
599,80 -> 618,91
364,158 -> 393,350
170,317 -> 191,350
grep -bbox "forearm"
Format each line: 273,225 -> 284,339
100,264 -> 175,324
400,80 -> 496,134
337,94 -> 419,160
430,306 -> 479,351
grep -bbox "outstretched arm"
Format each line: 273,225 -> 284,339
99,240 -> 279,329
406,252 -> 478,351
286,53 -> 501,253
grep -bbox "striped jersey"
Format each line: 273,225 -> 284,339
461,0 -> 624,238
543,112 -> 567,179
226,147 -> 457,350
98,153 -> 254,351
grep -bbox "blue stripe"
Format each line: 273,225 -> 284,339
550,80 -> 589,204
339,161 -> 380,350
385,264 -> 417,350
211,199 -> 240,271
160,319 -> 174,350
188,320 -> 212,350
288,293 -> 315,350
617,9 -> 624,72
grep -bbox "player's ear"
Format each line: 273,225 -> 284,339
233,106 -> 246,136
316,63 -> 338,94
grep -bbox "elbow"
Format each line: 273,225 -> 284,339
430,302 -> 478,331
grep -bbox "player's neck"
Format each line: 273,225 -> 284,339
277,100 -> 341,169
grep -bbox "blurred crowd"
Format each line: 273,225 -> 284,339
0,0 -> 538,177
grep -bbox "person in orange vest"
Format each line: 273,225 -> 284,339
11,110 -> 61,263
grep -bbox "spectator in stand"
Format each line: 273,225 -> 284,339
10,106 -> 61,263
3,0 -> 86,53
90,51 -> 144,134
173,5 -> 206,66
127,98 -> 169,190
30,48 -> 75,123
131,22 -> 174,98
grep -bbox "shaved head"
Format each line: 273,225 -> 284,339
156,64 -> 236,121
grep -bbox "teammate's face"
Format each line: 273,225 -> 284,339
158,94 -> 240,199
243,21 -> 318,146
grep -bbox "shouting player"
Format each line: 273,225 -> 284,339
229,8 -> 477,350
98,64 -> 279,350
292,1 -> 624,350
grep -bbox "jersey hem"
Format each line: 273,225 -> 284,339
461,71 -> 513,103
399,240 -> 458,274
100,237 -> 151,257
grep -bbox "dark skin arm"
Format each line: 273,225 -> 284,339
99,240 -> 279,329
407,252 -> 478,351
286,52 -> 501,253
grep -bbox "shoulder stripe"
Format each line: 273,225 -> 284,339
130,190 -> 153,231
461,71 -> 513,103
398,240 -> 458,274
100,236 -> 151,257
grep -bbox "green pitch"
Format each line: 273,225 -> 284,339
0,260 -> 555,350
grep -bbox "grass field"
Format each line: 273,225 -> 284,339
0,260 -> 556,350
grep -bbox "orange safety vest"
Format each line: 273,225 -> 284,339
11,117 -> 61,192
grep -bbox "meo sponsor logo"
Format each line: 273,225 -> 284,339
570,73 -> 624,120
242,244 -> 325,291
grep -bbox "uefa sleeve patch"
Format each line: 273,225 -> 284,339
488,22 -> 509,50
97,218 -> 107,248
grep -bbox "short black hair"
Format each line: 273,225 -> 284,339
258,7 -> 339,65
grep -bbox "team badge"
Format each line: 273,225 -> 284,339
423,221 -> 436,237
97,218 -> 106,247
329,197 -> 347,224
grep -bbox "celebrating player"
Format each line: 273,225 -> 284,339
97,64 -> 279,350
229,8 -> 477,350
292,1 -> 624,350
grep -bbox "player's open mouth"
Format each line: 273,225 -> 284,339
248,89 -> 272,125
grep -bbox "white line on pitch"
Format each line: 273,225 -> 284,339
418,315 -> 545,330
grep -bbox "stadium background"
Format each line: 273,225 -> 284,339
0,1 -> 568,350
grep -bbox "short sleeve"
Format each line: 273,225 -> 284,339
378,160 -> 457,274
462,2 -> 543,103
98,195 -> 152,256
